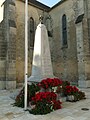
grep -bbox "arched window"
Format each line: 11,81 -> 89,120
30,17 -> 34,48
62,14 -> 67,46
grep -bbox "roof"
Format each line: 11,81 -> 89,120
22,0 -> 50,11
23,0 -> 69,12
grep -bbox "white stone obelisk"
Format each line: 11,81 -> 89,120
28,17 -> 54,83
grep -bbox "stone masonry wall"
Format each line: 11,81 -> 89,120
49,0 -> 78,84
0,21 -> 6,89
15,0 -> 48,86
4,0 -> 16,89
1,0 -> 90,88
74,0 -> 90,87
0,0 -> 6,89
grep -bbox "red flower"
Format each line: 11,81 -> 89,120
52,100 -> 62,110
31,92 -> 57,103
65,85 -> 79,95
39,78 -> 63,89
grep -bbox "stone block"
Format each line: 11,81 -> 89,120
6,81 -> 16,90
0,81 -> 6,89
78,80 -> 90,88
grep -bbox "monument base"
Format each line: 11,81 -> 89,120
78,80 -> 90,88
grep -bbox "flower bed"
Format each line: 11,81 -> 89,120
14,78 -> 86,114
29,92 -> 62,114
14,84 -> 40,107
64,85 -> 86,102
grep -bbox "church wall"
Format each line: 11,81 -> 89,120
0,0 -> 17,89
86,0 -> 90,81
4,0 -> 16,89
79,0 -> 90,87
0,1 -> 6,89
0,0 -> 90,89
15,0 -> 48,86
86,0 -> 90,50
49,0 -> 78,84
0,22 -> 6,89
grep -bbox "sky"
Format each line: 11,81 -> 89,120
37,0 -> 61,7
0,0 -> 5,23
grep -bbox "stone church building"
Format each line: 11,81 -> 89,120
0,0 -> 90,89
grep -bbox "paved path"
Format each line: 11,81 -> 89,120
0,88 -> 90,120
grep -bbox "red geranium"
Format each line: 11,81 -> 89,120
65,85 -> 79,95
52,100 -> 62,110
31,92 -> 57,103
38,78 -> 63,89
31,91 -> 62,111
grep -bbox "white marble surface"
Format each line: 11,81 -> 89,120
28,23 -> 54,83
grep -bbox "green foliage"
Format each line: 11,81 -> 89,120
66,90 -> 86,102
76,91 -> 86,100
14,83 -> 40,108
14,79 -> 86,115
14,88 -> 24,108
28,83 -> 40,99
29,101 -> 52,115
62,81 -> 70,87
29,92 -> 62,115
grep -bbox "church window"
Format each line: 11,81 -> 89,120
30,17 -> 35,48
62,14 -> 67,46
